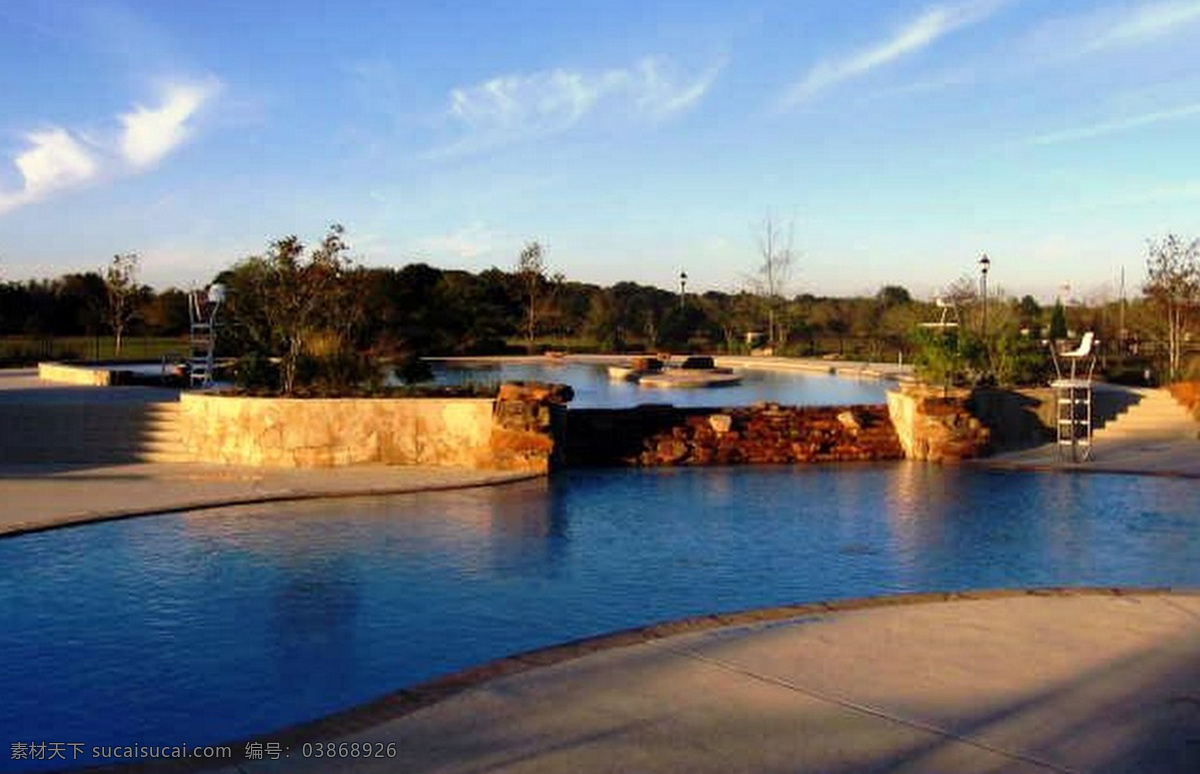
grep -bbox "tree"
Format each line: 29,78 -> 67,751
876,285 -> 912,307
1144,234 -> 1200,381
231,224 -> 358,393
750,214 -> 795,349
1048,299 -> 1068,341
516,241 -> 560,353
104,253 -> 141,357
1017,295 -> 1041,332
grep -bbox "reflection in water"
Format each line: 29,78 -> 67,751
0,466 -> 1197,772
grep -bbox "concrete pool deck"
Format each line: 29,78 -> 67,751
83,589 -> 1199,774
0,462 -> 538,537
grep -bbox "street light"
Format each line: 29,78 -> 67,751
679,270 -> 688,310
978,254 -> 990,335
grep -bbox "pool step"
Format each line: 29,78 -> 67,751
135,402 -> 190,463
1092,389 -> 1199,442
0,398 -> 189,465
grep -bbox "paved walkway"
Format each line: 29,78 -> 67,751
0,462 -> 537,537
93,590 -> 1200,774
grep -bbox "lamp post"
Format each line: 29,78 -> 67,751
679,270 -> 688,311
978,254 -> 990,335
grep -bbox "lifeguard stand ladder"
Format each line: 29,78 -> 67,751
188,284 -> 225,388
1050,332 -> 1097,462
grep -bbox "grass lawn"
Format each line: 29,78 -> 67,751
0,335 -> 189,365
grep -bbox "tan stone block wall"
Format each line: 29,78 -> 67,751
37,362 -> 112,386
178,393 -> 497,468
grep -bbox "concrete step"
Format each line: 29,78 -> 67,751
0,397 -> 185,465
1092,389 -> 1200,441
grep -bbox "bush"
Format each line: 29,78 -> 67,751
912,328 -> 979,389
233,353 -> 279,390
991,331 -> 1051,386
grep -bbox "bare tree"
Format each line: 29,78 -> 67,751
1144,234 -> 1200,381
104,253 -> 141,357
750,214 -> 795,349
516,241 -> 558,353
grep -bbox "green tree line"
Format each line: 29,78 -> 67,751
1,228 -> 1191,388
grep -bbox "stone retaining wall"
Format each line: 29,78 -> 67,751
566,404 -> 903,467
37,361 -> 113,386
178,393 -> 495,468
176,382 -> 572,472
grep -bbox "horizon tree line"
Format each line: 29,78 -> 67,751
1,228 -> 1195,387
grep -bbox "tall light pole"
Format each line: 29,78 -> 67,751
679,270 -> 688,311
978,253 -> 990,335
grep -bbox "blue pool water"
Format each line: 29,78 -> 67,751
431,361 -> 889,408
1,465 -> 1197,771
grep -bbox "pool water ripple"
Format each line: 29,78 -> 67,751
0,465 -> 1197,771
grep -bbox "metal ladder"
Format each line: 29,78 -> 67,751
1049,332 -> 1098,462
188,286 -> 223,388
1054,380 -> 1093,461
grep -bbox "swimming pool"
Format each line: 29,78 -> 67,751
430,361 -> 890,408
1,465 -> 1196,771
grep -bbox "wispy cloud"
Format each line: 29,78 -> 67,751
119,79 -> 220,168
885,67 -> 976,97
1024,1 -> 1200,61
434,56 -> 721,156
0,128 -> 98,214
417,223 -> 507,260
0,77 -> 220,215
1084,0 -> 1200,53
779,1 -> 1002,107
1030,102 -> 1200,145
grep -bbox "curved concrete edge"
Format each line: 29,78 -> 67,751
0,470 -> 542,540
971,458 -> 1200,479
73,586 -> 1198,773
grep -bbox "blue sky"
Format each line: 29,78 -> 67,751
1,0 -> 1198,301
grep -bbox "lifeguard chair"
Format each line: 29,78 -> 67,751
188,283 -> 225,388
1049,332 -> 1097,461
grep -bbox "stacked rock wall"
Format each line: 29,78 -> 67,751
489,382 -> 573,473
566,404 -> 903,467
886,388 -> 991,463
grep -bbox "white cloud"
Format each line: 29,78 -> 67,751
1023,1 -> 1200,61
0,128 -> 98,214
0,77 -> 220,215
1085,0 -> 1200,52
780,1 -> 1003,107
417,223 -> 507,260
1030,102 -> 1200,145
437,56 -> 720,155
119,79 -> 220,168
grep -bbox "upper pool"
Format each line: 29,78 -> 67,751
1,465 -> 1196,771
430,360 -> 889,408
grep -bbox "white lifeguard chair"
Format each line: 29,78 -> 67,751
188,283 -> 225,388
1049,332 -> 1097,461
